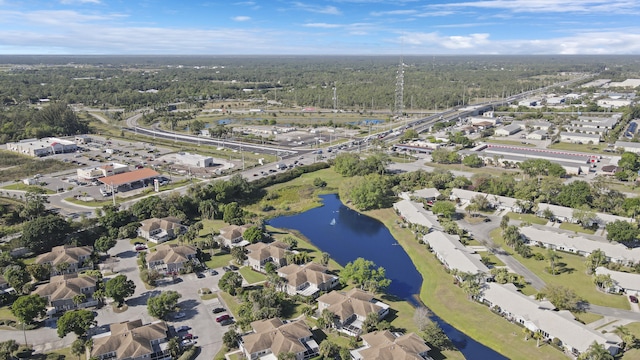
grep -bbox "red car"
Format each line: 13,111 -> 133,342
182,333 -> 193,340
215,314 -> 230,323
630,295 -> 639,304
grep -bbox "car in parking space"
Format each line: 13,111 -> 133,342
181,339 -> 196,347
631,295 -> 639,303
173,312 -> 186,319
228,264 -> 239,271
215,314 -> 230,323
196,273 -> 205,279
182,333 -> 194,340
209,269 -> 218,275
212,307 -> 225,314
220,319 -> 234,326
222,266 -> 231,272
176,325 -> 190,332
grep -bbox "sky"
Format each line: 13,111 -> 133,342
2,0 -> 640,55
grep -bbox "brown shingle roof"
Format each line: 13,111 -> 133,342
33,273 -> 96,301
243,319 -> 312,356
139,217 -> 183,232
246,241 -> 289,261
91,320 -> 168,359
35,245 -> 93,267
146,244 -> 197,265
278,264 -> 334,287
318,290 -> 381,322
358,331 -> 431,360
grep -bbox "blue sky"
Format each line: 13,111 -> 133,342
2,0 -> 640,55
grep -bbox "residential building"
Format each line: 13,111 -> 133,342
594,267 -> 640,295
393,200 -> 440,231
520,227 -> 640,265
412,188 -> 441,201
6,137 -> 77,157
33,274 -> 97,314
352,330 -> 432,360
90,320 -> 170,360
449,188 -> 524,213
246,241 -> 290,272
276,263 -> 339,297
35,245 -> 94,276
138,217 -> 187,244
478,283 -> 621,357
494,124 -> 522,136
240,318 -> 318,360
423,231 -> 490,280
147,244 -> 198,273
535,203 -> 633,227
317,289 -> 390,336
218,224 -> 253,248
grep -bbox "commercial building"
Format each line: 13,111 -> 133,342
77,163 -> 129,181
98,168 -> 161,192
614,141 -> 640,154
511,120 -> 553,131
173,152 -> 214,168
559,132 -> 601,144
6,137 -> 77,157
494,124 -> 522,136
526,130 -> 548,140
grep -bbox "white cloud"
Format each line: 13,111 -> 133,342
370,9 -> 417,16
232,16 -> 251,21
303,23 -> 343,28
60,0 -> 101,4
429,0 -> 640,14
292,2 -> 342,15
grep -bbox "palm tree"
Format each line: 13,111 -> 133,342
73,294 -> 86,307
167,337 -> 181,358
71,339 -> 85,360
317,309 -> 336,330
577,341 -> 613,360
547,249 -> 559,275
532,331 -> 544,347
614,325 -> 637,351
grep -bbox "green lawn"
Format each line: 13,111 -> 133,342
490,228 -> 630,310
367,208 -> 566,360
267,226 -> 342,272
238,266 -> 267,284
2,182 -> 55,194
547,142 -> 608,154
506,212 -> 548,225
559,222 -> 596,235
621,322 -> 640,359
204,252 -> 233,269
486,138 -> 537,147
218,291 -> 241,320
0,306 -> 16,322
572,312 -> 603,325
481,253 -> 506,268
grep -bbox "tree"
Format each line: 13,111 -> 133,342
222,202 -> 244,225
500,215 -> 510,230
339,174 -> 393,211
432,201 -> 456,219
361,312 -> 380,334
147,291 -> 182,319
277,352 -> 296,360
313,177 -> 327,188
95,236 -> 117,254
167,337 -> 181,358
614,325 -> 637,351
26,263 -> 51,282
280,236 -> 298,249
20,189 -> 48,220
421,322 -> 454,350
11,294 -> 46,345
243,226 -> 263,244
317,309 -> 336,329
546,248 -> 560,275
462,154 -> 483,168
219,271 -> 243,296
72,294 -> 86,307
431,148 -> 461,164
230,247 -> 246,265
319,340 -> 339,359
577,341 -> 614,360
593,274 -> 614,292
321,252 -> 330,266
105,274 -> 136,307
543,284 -> 582,311
0,340 -> 18,360
340,257 -> 391,293
585,249 -> 608,274
502,225 -> 521,247
21,214 -> 70,253
400,129 -> 419,142
470,194 -> 490,211
413,307 -> 431,332
71,339 -> 86,360
606,220 -> 639,243
618,152 -> 639,172
573,205 -> 596,228
57,309 -> 96,338
4,265 -> 31,293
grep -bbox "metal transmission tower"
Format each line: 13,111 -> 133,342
332,85 -> 337,111
394,58 -> 404,117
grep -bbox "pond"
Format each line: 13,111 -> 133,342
268,194 -> 507,360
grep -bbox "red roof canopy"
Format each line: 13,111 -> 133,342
99,168 -> 160,187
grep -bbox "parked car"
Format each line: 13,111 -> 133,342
196,273 -> 205,279
222,266 -> 231,272
134,245 -> 147,251
209,269 -> 218,276
630,295 -> 639,303
220,319 -> 234,326
228,264 -> 239,271
176,325 -> 190,332
182,333 -> 194,340
212,307 -> 225,314
216,314 -> 230,323
181,339 -> 196,347
174,312 -> 186,319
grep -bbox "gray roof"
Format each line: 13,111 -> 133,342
536,203 -> 633,225
423,231 -> 489,275
595,267 -> 640,292
413,188 -> 440,199
393,200 -> 439,229
520,227 -> 640,263
450,188 -> 520,209
615,140 -> 640,149
480,283 -> 621,354
497,124 -> 521,133
560,132 -> 601,140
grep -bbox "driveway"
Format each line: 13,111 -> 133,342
104,240 -> 225,359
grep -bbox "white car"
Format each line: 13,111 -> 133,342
181,339 -> 196,347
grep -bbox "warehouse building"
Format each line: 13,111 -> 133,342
615,141 -> 640,154
172,152 -> 214,168
526,130 -> 547,140
559,132 -> 601,144
6,137 -> 77,157
494,124 -> 522,136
